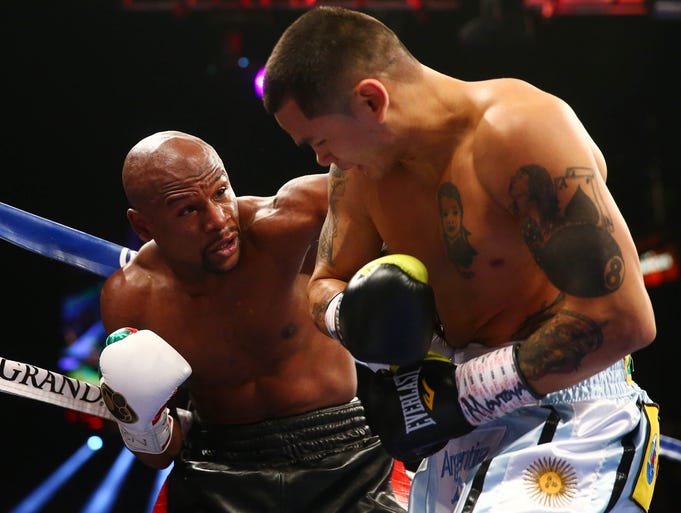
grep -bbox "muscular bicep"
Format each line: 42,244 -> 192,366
480,96 -> 625,298
479,93 -> 655,393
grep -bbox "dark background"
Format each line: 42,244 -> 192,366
1,1 -> 680,511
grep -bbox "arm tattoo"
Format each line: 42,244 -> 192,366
317,168 -> 347,265
517,309 -> 606,381
508,165 -> 624,297
438,182 -> 478,278
511,292 -> 565,340
311,301 -> 327,332
317,220 -> 334,265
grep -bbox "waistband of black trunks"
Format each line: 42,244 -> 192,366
181,399 -> 376,465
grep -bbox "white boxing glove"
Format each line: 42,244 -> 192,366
99,328 -> 192,454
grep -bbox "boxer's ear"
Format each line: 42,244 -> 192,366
127,208 -> 152,243
354,79 -> 388,123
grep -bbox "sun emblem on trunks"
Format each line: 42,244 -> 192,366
523,456 -> 578,507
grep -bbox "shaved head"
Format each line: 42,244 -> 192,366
122,131 -> 222,211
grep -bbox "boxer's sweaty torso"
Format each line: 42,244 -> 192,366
102,194 -> 356,424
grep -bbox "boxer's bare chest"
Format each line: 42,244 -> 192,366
142,260 -> 309,381
365,167 -> 558,348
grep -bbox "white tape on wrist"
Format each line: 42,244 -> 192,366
119,408 -> 174,454
324,292 -> 343,340
455,344 -> 539,425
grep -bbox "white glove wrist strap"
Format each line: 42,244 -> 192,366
324,292 -> 344,340
119,407 -> 173,454
455,344 -> 539,425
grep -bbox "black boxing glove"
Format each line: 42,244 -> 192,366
325,254 -> 436,366
355,353 -> 475,464
356,344 -> 543,464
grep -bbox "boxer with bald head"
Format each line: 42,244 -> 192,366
98,131 -> 406,512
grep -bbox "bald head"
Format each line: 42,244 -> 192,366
122,131 -> 224,210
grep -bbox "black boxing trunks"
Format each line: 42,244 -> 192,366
166,399 -> 407,513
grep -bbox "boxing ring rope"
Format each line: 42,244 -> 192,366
1,199 -> 681,468
0,201 -> 136,278
660,434 -> 681,463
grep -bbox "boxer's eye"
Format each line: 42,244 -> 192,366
179,205 -> 197,216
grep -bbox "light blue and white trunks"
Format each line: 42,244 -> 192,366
408,348 -> 660,513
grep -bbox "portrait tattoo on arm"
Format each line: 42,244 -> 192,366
317,166 -> 346,266
508,165 -> 624,297
517,308 -> 606,380
438,182 -> 478,279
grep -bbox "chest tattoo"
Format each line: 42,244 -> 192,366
438,182 -> 478,279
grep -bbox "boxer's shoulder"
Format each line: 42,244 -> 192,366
239,180 -> 327,246
272,173 -> 328,218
